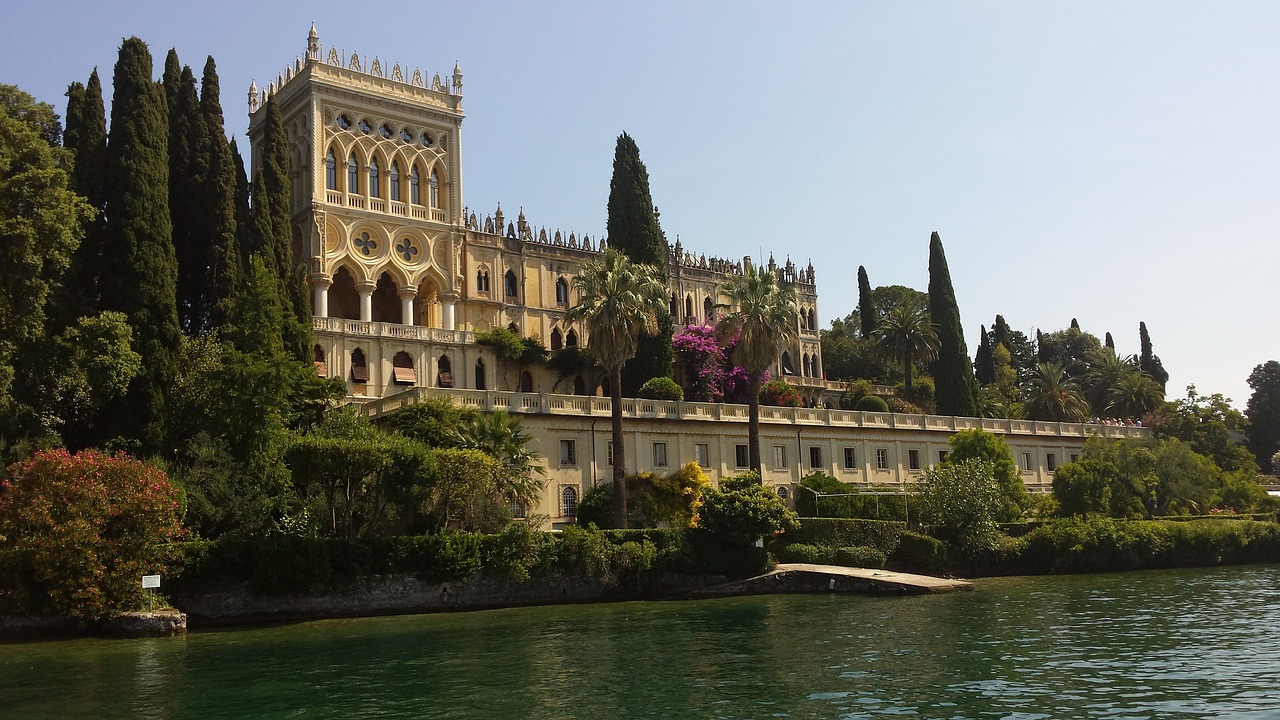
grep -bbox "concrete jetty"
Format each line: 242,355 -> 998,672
687,563 -> 973,598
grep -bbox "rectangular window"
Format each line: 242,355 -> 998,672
607,441 -> 614,467
843,447 -> 857,470
938,450 -> 949,463
735,444 -> 749,469
1070,453 -> 1079,464
909,449 -> 921,471
876,448 -> 889,470
695,443 -> 710,468
653,442 -> 669,468
809,446 -> 822,470
772,445 -> 787,469
560,439 -> 577,467
1046,453 -> 1057,472
1020,452 -> 1033,472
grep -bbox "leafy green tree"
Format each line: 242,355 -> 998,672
697,472 -> 798,544
475,326 -> 547,389
974,324 -> 994,385
941,429 -> 1028,521
1152,386 -> 1256,474
857,265 -> 875,339
0,449 -> 185,620
606,132 -> 673,393
919,458 -> 1002,556
1022,362 -> 1089,422
874,303 -> 938,389
716,262 -> 800,474
565,248 -> 667,527
928,232 -> 977,416
99,38 -> 181,454
1054,436 -> 1228,518
819,312 -> 893,383
1037,325 -> 1103,382
450,409 -> 547,511
418,448 -> 508,533
379,396 -> 479,448
1245,361 -> 1280,474
1138,321 -> 1169,392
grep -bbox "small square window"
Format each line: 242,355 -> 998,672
695,443 -> 710,468
809,446 -> 822,470
772,445 -> 787,470
876,448 -> 889,470
653,442 -> 669,468
843,448 -> 857,470
939,450 -> 949,463
560,439 -> 577,466
1020,452 -> 1033,472
735,444 -> 749,469
1046,453 -> 1057,472
1070,453 -> 1079,463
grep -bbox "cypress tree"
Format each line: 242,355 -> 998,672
927,232 -> 977,417
857,265 -> 875,339
974,325 -> 994,386
1070,318 -> 1080,330
992,314 -> 1012,352
230,138 -> 250,261
56,68 -> 108,325
1036,329 -> 1048,363
197,56 -> 239,330
259,98 -> 310,360
1105,331 -> 1114,350
165,57 -> 205,334
606,132 -> 672,394
101,37 -> 181,453
1138,321 -> 1169,391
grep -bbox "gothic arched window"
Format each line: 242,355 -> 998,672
561,487 -> 579,518
565,329 -> 578,348
368,157 -> 380,198
519,371 -> 533,393
685,295 -> 694,323
551,328 -> 563,351
389,161 -> 401,202
325,149 -> 336,190
410,166 -> 421,205
429,170 -> 440,208
474,358 -> 486,390
476,268 -> 490,293
437,355 -> 453,388
347,153 -> 359,194
555,277 -> 569,305
350,348 -> 368,383
504,270 -> 517,298
704,296 -> 714,320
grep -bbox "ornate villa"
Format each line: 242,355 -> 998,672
248,27 -> 1148,525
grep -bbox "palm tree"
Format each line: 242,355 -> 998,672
1106,372 -> 1164,420
874,303 -> 939,388
1023,362 -> 1090,422
716,263 -> 799,475
1083,348 -> 1139,417
564,248 -> 667,528
452,409 -> 547,513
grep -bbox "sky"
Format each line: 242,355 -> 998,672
3,1 -> 1277,408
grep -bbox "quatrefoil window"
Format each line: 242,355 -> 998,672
355,232 -> 377,256
397,238 -> 419,262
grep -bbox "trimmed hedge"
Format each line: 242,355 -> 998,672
891,531 -> 946,571
171,526 -> 768,596
784,518 -> 906,554
773,543 -> 886,569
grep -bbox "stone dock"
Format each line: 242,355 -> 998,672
687,563 -> 973,598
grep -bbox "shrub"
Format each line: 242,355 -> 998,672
0,449 -> 186,619
886,397 -> 927,414
832,545 -> 887,569
944,428 -> 1028,522
638,376 -> 684,401
855,395 -> 889,412
760,379 -> 802,407
919,458 -> 1002,557
898,376 -> 935,413
839,379 -> 875,410
891,531 -> 946,571
698,475 -> 798,544
784,518 -> 905,554
774,542 -> 825,564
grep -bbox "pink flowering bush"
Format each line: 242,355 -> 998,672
672,324 -> 765,404
0,449 -> 186,619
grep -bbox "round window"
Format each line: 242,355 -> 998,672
399,128 -> 413,143
336,114 -> 351,130
358,119 -> 372,134
354,232 -> 377,257
420,132 -> 434,148
380,124 -> 393,139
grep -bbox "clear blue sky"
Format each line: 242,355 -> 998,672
4,1 -> 1277,408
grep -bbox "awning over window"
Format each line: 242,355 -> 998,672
393,366 -> 416,384
351,364 -> 369,382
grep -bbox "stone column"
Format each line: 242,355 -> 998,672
441,292 -> 458,331
357,281 -> 375,322
312,275 -> 332,317
398,286 -> 417,326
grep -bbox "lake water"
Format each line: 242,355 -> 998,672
3,565 -> 1279,719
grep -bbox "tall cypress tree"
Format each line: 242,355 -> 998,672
992,314 -> 1012,353
101,37 -> 181,453
165,57 -> 205,334
927,232 -> 976,417
974,325 -> 994,386
197,56 -> 239,331
57,68 -> 109,326
230,138 -> 250,262
857,265 -> 875,339
1138,321 -> 1169,391
258,98 -> 310,360
1036,329 -> 1048,363
606,132 -> 672,394
1104,332 -> 1115,350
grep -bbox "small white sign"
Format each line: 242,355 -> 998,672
141,574 -> 161,589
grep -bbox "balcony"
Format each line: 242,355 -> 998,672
323,191 -> 448,224
313,316 -> 474,345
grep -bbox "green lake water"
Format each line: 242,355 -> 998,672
3,565 -> 1279,719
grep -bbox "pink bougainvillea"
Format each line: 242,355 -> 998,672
672,324 -> 765,404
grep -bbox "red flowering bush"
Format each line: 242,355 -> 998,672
0,449 -> 186,619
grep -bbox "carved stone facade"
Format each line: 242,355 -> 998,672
249,26 -> 825,405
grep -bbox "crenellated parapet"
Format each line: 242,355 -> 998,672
249,23 -> 463,113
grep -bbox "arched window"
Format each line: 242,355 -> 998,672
368,157 -> 380,198
704,296 -> 714,320
392,351 -> 415,385
429,170 -> 440,208
410,166 -> 421,205
389,161 -> 400,202
350,348 -> 368,383
474,358 -> 485,390
802,353 -> 810,377
561,487 -> 579,519
685,295 -> 695,323
504,270 -> 518,298
669,293 -> 678,316
781,350 -> 795,376
325,150 -> 336,190
777,486 -> 790,502
565,329 -> 578,348
476,268 -> 490,293
519,371 -> 533,393
347,153 -> 359,194
573,375 -> 586,395
551,328 -> 563,351
555,277 -> 569,305
313,344 -> 327,377
437,355 -> 453,388
809,308 -> 817,331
